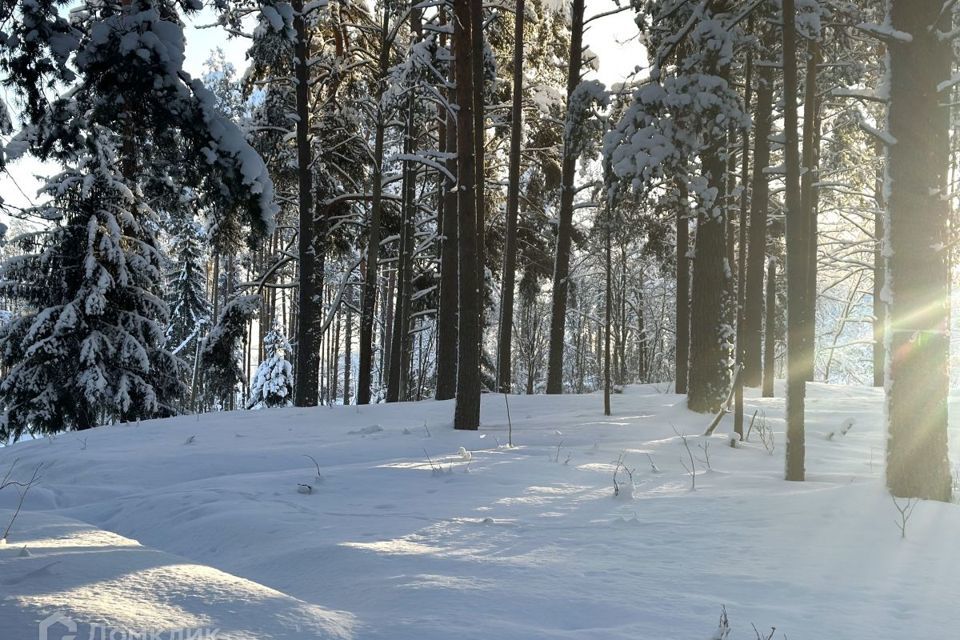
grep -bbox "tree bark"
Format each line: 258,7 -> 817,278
471,0 -> 486,325
742,30 -> 775,388
604,207 -> 612,417
497,0 -> 525,394
884,0 -> 952,501
453,0 -> 481,430
435,8 -> 459,401
783,0 -> 806,481
799,39 -> 820,383
675,180 -> 690,394
762,257 -> 776,398
686,158 -> 731,413
357,7 -> 391,405
545,0 -> 585,394
344,295 -> 352,405
387,101 -> 417,402
686,6 -> 734,414
734,42 -> 753,439
872,139 -> 886,388
293,0 -> 321,407
381,268 -> 394,388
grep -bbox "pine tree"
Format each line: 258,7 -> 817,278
247,323 -> 294,409
497,0 -> 525,394
742,13 -> 777,389
545,0 -> 586,395
606,1 -> 748,412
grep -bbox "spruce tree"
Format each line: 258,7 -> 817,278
200,294 -> 260,410
247,323 -> 294,409
0,135 -> 182,438
165,219 -> 210,358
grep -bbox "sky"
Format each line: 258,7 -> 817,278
0,1 -> 647,219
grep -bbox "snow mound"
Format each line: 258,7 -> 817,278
0,511 -> 355,639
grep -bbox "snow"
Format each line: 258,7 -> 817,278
1,384 -> 959,639
0,511 -> 355,639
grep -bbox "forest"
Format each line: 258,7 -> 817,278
3,1 -> 960,637
0,0 -> 954,506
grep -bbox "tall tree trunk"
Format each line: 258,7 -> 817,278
331,297 -> 340,405
388,11 -> 422,402
762,257 -> 776,398
497,0 -> 525,394
604,208 -> 612,416
436,9 -> 459,401
344,296 -> 352,405
734,43 -> 753,438
381,268 -> 394,388
687,166 -> 731,412
686,8 -> 734,414
387,109 -> 416,402
636,287 -> 647,382
675,180 -> 690,394
398,105 -> 419,398
545,0 -> 585,394
453,0 -> 481,430
742,29 -> 775,388
872,139 -> 886,388
783,0 -> 806,481
885,0 -> 952,501
472,0 -> 486,327
293,0 -> 320,407
357,7 -> 391,405
799,39 -> 820,383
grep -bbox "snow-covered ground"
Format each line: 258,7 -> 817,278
1,384 -> 958,639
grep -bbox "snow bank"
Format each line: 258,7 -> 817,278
1,384 -> 959,638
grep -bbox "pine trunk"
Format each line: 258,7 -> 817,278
675,181 -> 690,394
435,10 -> 459,401
799,39 -> 820,383
872,140 -> 886,388
472,0 -> 486,327
762,257 -> 776,398
293,0 -> 320,407
387,107 -> 416,403
496,0 -> 525,394
783,0 -> 806,481
453,0 -> 481,430
687,152 -> 731,414
604,208 -> 612,417
545,0 -> 585,394
686,13 -> 733,415
344,301 -> 352,405
742,35 -> 774,388
734,46 -> 753,438
885,0 -> 952,501
357,7 -> 391,405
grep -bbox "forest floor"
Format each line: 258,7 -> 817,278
1,383 -> 959,639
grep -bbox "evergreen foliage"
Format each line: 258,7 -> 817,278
247,323 -> 294,409
0,134 -> 183,438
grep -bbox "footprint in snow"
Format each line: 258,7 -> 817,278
348,424 -> 383,435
